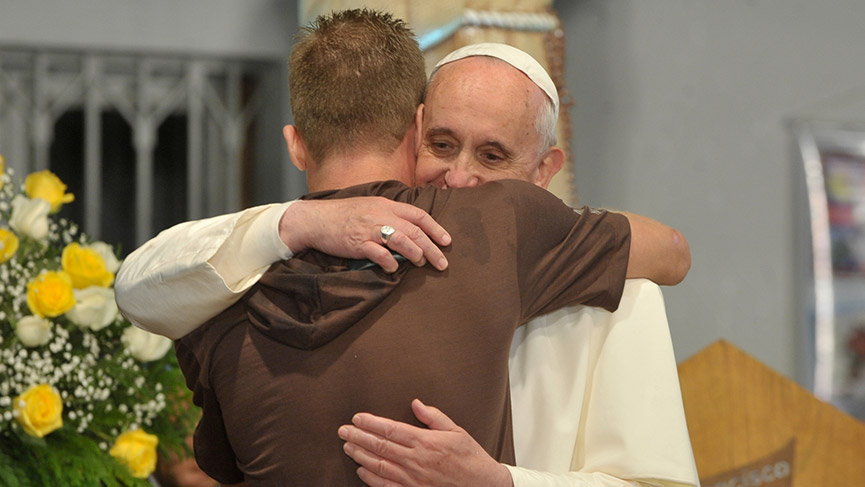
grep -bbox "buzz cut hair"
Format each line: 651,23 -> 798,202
288,9 -> 427,163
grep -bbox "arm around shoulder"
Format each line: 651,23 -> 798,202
621,212 -> 690,286
116,196 -> 451,339
115,202 -> 294,339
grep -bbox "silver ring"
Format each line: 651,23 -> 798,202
380,225 -> 396,244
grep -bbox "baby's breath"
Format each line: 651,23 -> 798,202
0,162 -> 196,483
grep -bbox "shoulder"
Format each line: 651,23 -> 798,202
176,304 -> 248,382
442,179 -> 562,210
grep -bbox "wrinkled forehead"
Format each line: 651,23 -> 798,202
421,59 -> 547,158
425,57 -> 545,113
427,55 -> 530,100
432,43 -> 559,116
424,58 -> 546,132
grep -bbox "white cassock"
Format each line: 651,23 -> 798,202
115,202 -> 699,487
508,280 -> 699,486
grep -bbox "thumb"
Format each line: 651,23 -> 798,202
411,398 -> 458,432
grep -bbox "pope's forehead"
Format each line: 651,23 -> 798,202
426,56 -> 539,101
422,59 -> 545,149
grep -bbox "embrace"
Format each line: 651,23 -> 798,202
116,9 -> 698,487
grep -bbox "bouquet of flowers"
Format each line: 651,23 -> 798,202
0,155 -> 198,486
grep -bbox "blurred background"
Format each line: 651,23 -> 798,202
3,0 -> 865,422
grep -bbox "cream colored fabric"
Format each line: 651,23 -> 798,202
509,280 -> 700,487
505,467 -> 642,487
505,468 -> 695,487
115,209 -> 699,486
114,202 -> 294,340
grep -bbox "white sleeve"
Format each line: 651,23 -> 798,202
115,201 -> 295,339
506,466 -> 694,487
505,466 -> 641,486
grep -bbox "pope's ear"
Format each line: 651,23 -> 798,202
284,125 -> 308,171
533,146 -> 565,189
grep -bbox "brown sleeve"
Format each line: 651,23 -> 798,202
188,384 -> 243,484
501,181 -> 630,322
175,321 -> 245,484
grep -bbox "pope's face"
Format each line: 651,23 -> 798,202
415,57 -> 550,189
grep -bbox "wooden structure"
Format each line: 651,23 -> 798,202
677,340 -> 865,486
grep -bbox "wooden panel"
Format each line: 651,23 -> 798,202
677,340 -> 865,485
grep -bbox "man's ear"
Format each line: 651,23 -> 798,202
533,146 -> 565,189
283,125 -> 308,172
413,104 -> 424,153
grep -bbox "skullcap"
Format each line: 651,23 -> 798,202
434,42 -> 559,119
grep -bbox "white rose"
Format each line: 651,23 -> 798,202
16,315 -> 54,347
88,241 -> 121,273
66,286 -> 119,331
121,326 -> 172,362
9,195 -> 50,241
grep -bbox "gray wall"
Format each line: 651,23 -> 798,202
556,0 -> 865,383
0,0 -> 294,59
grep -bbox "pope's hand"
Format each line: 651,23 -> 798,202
338,399 -> 513,487
281,198 -> 451,273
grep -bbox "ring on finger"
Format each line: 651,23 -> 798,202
380,225 -> 396,244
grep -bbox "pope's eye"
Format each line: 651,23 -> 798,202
429,140 -> 454,154
480,152 -> 504,165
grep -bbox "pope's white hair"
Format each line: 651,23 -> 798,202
535,95 -> 558,156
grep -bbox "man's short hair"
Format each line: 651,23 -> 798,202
289,9 -> 427,163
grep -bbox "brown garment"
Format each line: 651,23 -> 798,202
176,179 -> 630,486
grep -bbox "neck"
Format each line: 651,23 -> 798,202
305,133 -> 416,193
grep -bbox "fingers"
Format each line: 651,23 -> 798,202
341,440 -> 408,487
356,466 -> 403,487
397,224 -> 446,271
305,196 -> 451,272
370,225 -> 425,270
373,223 -> 447,272
339,424 -> 413,486
390,203 -> 452,247
360,241 -> 400,273
386,204 -> 450,271
411,398 -> 459,432
346,412 -> 429,448
339,424 -> 403,458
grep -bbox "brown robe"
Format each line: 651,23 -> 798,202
176,179 -> 631,486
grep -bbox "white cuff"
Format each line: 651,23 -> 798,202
505,465 -> 647,487
211,201 -> 295,292
116,202 -> 297,339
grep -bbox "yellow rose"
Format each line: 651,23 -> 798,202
14,384 -> 63,438
26,271 -> 76,318
24,170 -> 74,213
61,243 -> 114,289
109,429 -> 159,479
0,228 -> 19,263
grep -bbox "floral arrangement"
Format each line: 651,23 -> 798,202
0,155 -> 198,487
